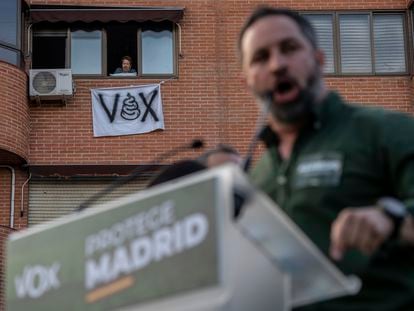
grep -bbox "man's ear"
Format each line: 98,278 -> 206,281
315,49 -> 325,67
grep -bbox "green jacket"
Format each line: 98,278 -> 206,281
251,92 -> 414,311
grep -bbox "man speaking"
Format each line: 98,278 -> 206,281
240,6 -> 414,311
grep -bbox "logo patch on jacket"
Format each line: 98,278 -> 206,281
293,152 -> 343,188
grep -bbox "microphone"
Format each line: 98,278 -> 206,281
233,92 -> 273,219
242,91 -> 273,172
77,139 -> 204,211
190,139 -> 204,149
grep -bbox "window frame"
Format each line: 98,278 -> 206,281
31,27 -> 68,70
337,12 -> 374,75
31,22 -> 178,79
301,12 -> 336,74
301,10 -> 410,76
0,0 -> 20,49
408,6 -> 414,75
137,23 -> 178,78
68,28 -> 105,77
0,0 -> 22,67
372,12 -> 408,74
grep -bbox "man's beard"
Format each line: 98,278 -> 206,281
258,69 -> 321,125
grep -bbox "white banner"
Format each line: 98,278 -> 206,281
91,84 -> 164,137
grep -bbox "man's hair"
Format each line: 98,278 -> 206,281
197,144 -> 240,165
121,56 -> 132,63
238,7 -> 318,56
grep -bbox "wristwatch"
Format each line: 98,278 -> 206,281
377,197 -> 407,240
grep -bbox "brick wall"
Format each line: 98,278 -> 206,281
0,167 -> 31,309
0,169 -> 29,230
327,77 -> 412,112
0,60 -> 30,310
0,62 -> 30,163
0,167 -> 29,309
27,0 -> 412,165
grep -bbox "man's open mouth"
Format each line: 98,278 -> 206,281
274,79 -> 300,104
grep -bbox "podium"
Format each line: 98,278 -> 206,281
5,165 -> 360,310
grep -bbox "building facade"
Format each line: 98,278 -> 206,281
1,0 -> 414,307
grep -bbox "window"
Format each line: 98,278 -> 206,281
373,14 -> 406,73
32,21 -> 176,77
304,14 -> 335,74
106,23 -> 137,75
339,14 -> 372,73
303,12 -> 408,75
71,30 -> 103,75
0,0 -> 21,66
142,23 -> 174,75
0,0 -> 18,46
32,29 -> 67,69
0,45 -> 20,65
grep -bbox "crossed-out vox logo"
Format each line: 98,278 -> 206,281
91,84 -> 165,137
14,262 -> 61,299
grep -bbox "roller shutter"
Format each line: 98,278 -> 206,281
28,177 -> 151,226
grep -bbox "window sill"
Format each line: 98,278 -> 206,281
72,74 -> 178,80
324,72 -> 410,77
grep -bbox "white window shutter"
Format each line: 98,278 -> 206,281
71,30 -> 102,74
374,14 -> 406,73
304,14 -> 335,74
339,14 -> 372,73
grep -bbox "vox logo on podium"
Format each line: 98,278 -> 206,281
14,262 -> 61,299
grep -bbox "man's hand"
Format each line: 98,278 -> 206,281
329,207 -> 393,261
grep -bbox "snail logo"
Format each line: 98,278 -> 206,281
121,93 -> 141,120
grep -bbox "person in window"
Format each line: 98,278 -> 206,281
113,56 -> 136,74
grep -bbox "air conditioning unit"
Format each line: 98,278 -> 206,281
29,69 -> 73,99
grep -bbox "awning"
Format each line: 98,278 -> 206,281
29,5 -> 185,23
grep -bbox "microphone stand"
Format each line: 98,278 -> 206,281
234,93 -> 273,219
77,140 -> 204,211
242,92 -> 272,172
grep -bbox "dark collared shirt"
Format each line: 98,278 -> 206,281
251,92 -> 414,311
113,68 -> 137,74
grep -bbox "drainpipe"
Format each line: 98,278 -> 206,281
0,166 -> 16,229
20,172 -> 31,217
26,23 -> 33,59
